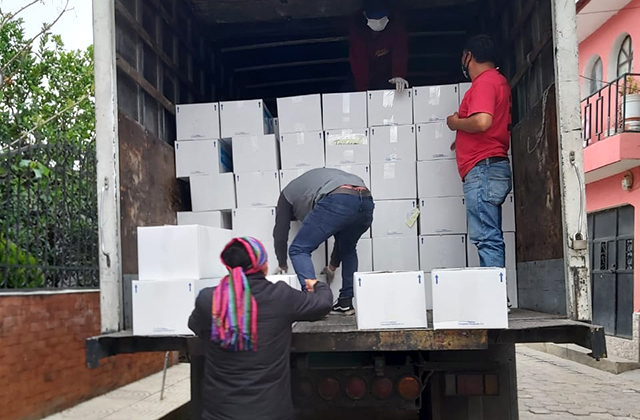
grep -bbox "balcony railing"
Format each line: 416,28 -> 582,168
581,73 -> 640,147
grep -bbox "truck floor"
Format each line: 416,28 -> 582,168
290,309 -> 605,354
87,310 -> 606,365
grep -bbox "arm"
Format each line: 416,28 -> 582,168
273,193 -> 293,270
349,25 -> 369,92
391,16 -> 408,79
288,282 -> 333,322
447,81 -> 496,133
188,288 -> 212,338
448,112 -> 494,133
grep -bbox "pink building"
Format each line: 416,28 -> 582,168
579,0 -> 640,362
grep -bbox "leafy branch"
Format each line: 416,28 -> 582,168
0,0 -> 72,75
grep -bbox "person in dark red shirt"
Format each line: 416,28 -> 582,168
348,0 -> 409,92
446,35 -> 512,273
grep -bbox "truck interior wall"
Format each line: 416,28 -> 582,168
487,0 -> 568,315
114,0 -> 217,280
113,0 -> 571,316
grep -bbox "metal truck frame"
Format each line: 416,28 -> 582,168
88,1 -> 603,418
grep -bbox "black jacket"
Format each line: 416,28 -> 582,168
188,275 -> 333,420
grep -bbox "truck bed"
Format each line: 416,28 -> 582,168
86,310 -> 605,368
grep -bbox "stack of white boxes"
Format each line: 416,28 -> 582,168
368,90 -> 419,273
174,103 -> 234,229
414,84 -> 465,310
320,92 -> 372,295
274,94 -> 329,285
132,225 -> 234,335
162,82 -> 517,332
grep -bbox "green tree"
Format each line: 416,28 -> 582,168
0,7 -> 97,289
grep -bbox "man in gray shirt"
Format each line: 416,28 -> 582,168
273,168 -> 374,315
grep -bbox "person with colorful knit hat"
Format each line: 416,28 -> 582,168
188,237 -> 332,420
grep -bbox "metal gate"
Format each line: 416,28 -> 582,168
588,206 -> 634,338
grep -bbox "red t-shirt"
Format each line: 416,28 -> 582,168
455,68 -> 512,179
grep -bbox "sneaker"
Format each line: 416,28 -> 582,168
321,266 -> 336,284
331,298 -> 355,316
507,297 -> 512,314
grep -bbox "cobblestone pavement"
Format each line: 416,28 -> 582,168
517,346 -> 640,419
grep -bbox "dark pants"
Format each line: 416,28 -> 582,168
289,193 -> 374,299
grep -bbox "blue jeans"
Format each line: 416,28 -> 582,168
289,194 -> 374,299
464,160 -> 512,268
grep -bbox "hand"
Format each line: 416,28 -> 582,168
273,266 -> 288,275
305,279 -> 318,293
446,112 -> 460,131
450,141 -> 456,151
389,77 -> 409,92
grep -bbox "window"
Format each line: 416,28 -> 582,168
617,35 -> 633,77
590,57 -> 603,94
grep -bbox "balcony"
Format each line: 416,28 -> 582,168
582,73 -> 640,183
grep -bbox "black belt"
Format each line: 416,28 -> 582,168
329,187 -> 372,197
475,156 -> 509,167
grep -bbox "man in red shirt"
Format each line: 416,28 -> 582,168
348,0 -> 409,92
446,35 -> 512,270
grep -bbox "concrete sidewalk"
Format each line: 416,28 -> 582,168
518,346 -> 640,419
43,363 -> 190,420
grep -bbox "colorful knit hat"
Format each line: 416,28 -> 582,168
211,237 -> 268,351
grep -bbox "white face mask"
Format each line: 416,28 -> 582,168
367,16 -> 389,32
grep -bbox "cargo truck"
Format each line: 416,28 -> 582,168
87,1 -> 605,419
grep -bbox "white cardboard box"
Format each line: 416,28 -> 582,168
354,271 -> 428,330
277,94 -> 323,134
368,90 -> 414,126
421,235 -> 467,310
326,237 -> 372,300
417,160 -> 463,198
325,128 -> 370,165
137,225 -> 233,280
459,82 -> 472,105
132,278 -> 219,336
235,171 -> 280,208
232,134 -> 279,174
413,85 -> 459,123
431,268 -> 508,329
326,164 -> 371,189
232,207 -> 276,240
176,103 -> 220,141
322,92 -> 368,130
177,211 -> 232,229
370,162 -> 417,200
280,168 -> 311,191
416,122 -> 456,161
419,235 -> 467,273
266,274 -> 297,289
279,131 -> 325,169
369,125 -> 416,163
503,194 -> 516,232
371,200 -> 418,238
190,173 -> 236,212
467,232 -> 516,270
261,239 -> 327,284
175,139 -> 231,179
419,197 -> 467,235
220,99 -> 272,138
372,237 -> 419,271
